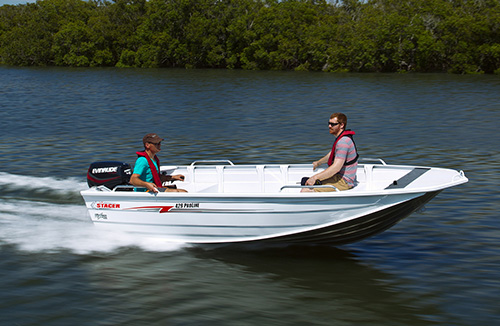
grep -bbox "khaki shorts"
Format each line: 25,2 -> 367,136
314,174 -> 351,192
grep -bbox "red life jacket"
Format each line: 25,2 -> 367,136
136,151 -> 162,187
327,130 -> 359,166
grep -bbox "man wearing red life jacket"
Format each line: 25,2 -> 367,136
129,133 -> 187,193
302,113 -> 358,192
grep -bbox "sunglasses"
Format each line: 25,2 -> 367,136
328,122 -> 340,127
150,142 -> 161,147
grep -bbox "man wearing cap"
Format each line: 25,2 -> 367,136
129,133 -> 187,193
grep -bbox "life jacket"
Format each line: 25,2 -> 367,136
327,130 -> 359,166
136,151 -> 162,187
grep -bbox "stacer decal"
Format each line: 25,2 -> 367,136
91,201 -> 121,209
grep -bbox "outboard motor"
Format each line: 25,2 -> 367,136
87,161 -> 132,189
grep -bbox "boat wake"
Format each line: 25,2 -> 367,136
0,172 -> 187,254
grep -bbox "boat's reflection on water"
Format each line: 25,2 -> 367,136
190,244 -> 440,325
3,190 -> 458,326
85,242 -> 440,325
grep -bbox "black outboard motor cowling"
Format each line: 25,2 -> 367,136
87,161 -> 132,189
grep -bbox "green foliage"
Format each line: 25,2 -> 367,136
0,0 -> 499,73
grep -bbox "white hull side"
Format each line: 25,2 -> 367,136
83,192 -> 424,243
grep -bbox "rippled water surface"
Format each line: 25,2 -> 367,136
1,66 -> 499,325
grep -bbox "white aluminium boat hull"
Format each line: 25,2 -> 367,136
81,161 -> 466,245
83,192 -> 426,243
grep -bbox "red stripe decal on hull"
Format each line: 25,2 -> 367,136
125,206 -> 174,213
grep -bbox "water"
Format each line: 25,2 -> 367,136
0,66 -> 499,325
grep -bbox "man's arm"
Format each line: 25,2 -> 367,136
160,174 -> 185,183
313,151 -> 332,170
306,157 -> 345,186
130,173 -> 158,192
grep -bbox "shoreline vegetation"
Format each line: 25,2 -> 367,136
1,0 -> 499,74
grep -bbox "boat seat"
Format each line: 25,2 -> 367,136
182,182 -> 218,193
347,182 -> 364,191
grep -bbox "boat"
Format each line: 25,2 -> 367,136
80,159 -> 468,246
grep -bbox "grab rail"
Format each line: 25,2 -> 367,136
359,158 -> 387,165
190,160 -> 235,166
280,185 -> 339,192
